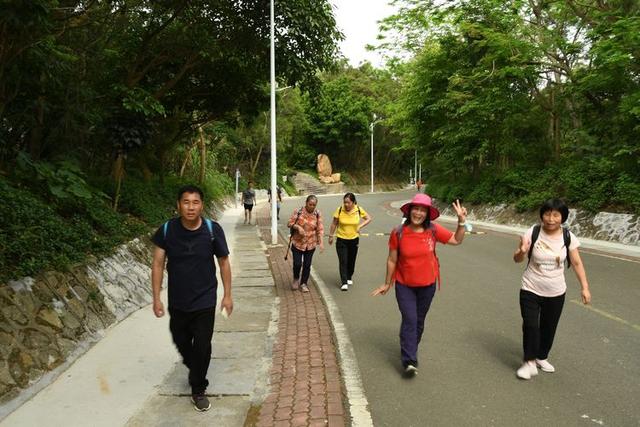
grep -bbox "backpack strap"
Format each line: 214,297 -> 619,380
290,208 -> 303,234
162,218 -> 216,247
563,227 -> 572,268
204,218 -> 215,242
394,224 -> 404,252
429,223 -> 441,290
526,225 -> 541,267
527,225 -> 571,269
338,206 -> 361,219
163,220 -> 170,239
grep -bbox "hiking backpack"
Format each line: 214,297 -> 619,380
527,224 -> 572,268
338,206 -> 362,218
163,218 -> 216,243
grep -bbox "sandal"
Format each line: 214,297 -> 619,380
300,284 -> 310,293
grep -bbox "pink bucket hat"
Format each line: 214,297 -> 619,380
400,193 -> 440,220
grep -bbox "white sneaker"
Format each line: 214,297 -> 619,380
341,283 -> 349,291
347,280 -> 353,285
404,364 -> 418,375
516,361 -> 538,380
535,359 -> 555,373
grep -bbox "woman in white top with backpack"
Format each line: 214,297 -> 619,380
512,198 -> 591,380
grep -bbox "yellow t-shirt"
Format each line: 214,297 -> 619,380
333,205 -> 368,240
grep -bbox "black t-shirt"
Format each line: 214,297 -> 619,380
152,218 -> 229,312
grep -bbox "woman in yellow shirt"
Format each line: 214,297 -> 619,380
328,193 -> 372,291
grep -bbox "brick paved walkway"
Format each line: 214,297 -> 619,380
254,206 -> 347,427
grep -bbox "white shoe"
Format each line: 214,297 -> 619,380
341,283 -> 349,291
347,280 -> 353,285
516,361 -> 538,380
404,364 -> 418,375
535,359 -> 555,373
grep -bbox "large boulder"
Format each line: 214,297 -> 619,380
317,154 -> 332,177
331,173 -> 341,183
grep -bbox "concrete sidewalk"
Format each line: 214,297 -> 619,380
125,206 -> 279,426
2,203 -> 358,427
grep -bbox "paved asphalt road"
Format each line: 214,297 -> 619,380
276,189 -> 640,427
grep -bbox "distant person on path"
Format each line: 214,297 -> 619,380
268,185 -> 283,220
287,195 -> 324,293
242,181 -> 256,225
371,194 -> 468,375
328,192 -> 372,291
151,185 -> 233,412
512,198 -> 591,380
416,179 -> 423,192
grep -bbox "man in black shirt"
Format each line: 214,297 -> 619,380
151,185 -> 233,412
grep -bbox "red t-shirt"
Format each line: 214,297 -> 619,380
388,223 -> 453,287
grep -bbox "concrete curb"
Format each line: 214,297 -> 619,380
310,268 -> 374,427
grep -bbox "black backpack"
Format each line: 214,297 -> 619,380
527,224 -> 572,268
163,218 -> 216,243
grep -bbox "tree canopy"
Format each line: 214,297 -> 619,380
373,0 -> 640,212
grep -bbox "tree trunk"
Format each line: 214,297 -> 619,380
198,126 -> 206,184
28,95 -> 46,160
548,86 -> 561,161
112,152 -> 125,211
180,140 -> 196,177
250,143 -> 264,178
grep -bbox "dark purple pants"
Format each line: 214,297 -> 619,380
395,282 -> 436,366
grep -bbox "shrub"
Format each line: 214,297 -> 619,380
0,178 -> 97,281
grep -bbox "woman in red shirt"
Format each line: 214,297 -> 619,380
372,193 -> 468,375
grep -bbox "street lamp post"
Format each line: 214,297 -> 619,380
235,168 -> 240,208
269,0 -> 277,245
370,113 -> 380,193
414,149 -> 417,187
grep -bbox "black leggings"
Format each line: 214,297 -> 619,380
336,237 -> 359,284
169,307 -> 215,394
292,246 -> 316,285
519,290 -> 565,361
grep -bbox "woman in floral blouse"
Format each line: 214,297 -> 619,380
287,195 -> 324,293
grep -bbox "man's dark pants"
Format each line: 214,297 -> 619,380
169,307 -> 215,395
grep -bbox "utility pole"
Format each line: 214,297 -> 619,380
370,113 -> 378,193
269,0 -> 277,245
414,150 -> 417,186
235,168 -> 240,208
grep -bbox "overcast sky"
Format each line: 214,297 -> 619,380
331,0 -> 398,68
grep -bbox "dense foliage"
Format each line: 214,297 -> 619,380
0,0 -> 341,282
2,0 -> 638,281
375,0 -> 640,212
